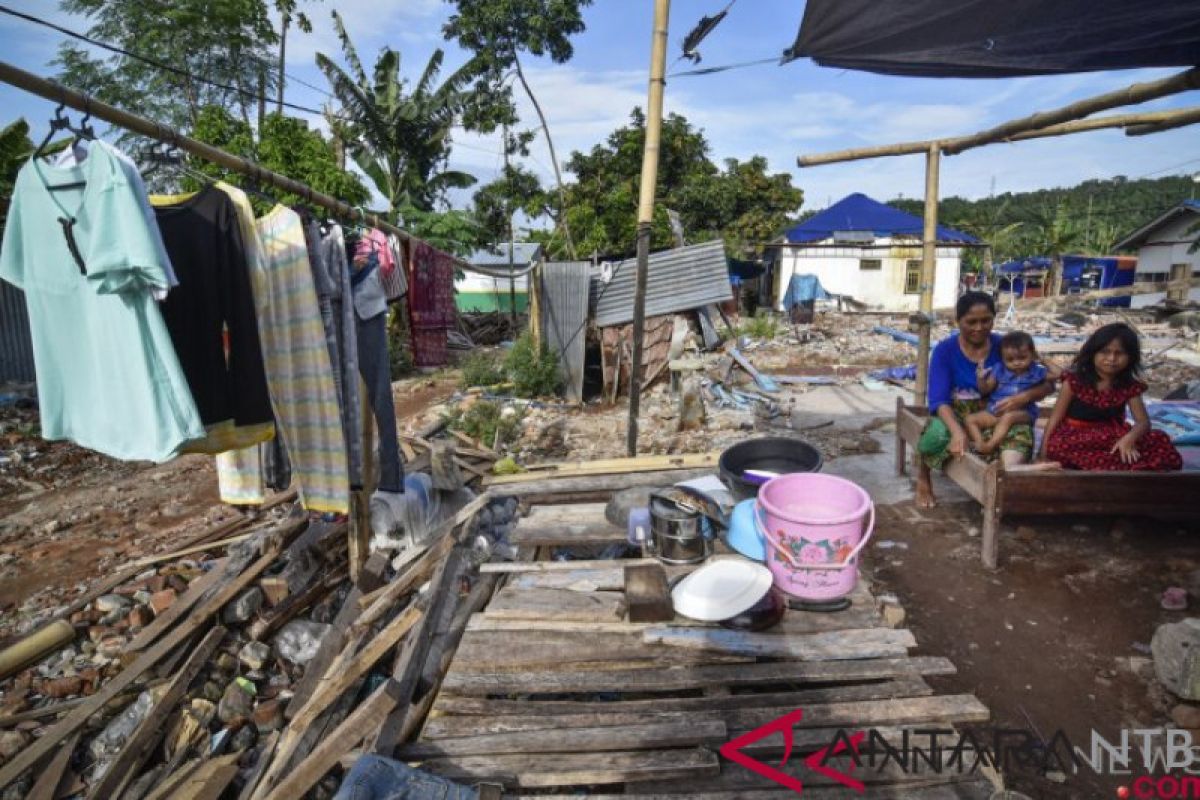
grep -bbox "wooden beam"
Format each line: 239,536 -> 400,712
259,680 -> 399,800
1019,276 -> 1200,308
86,627 -> 227,800
124,558 -> 230,653
26,731 -> 79,800
484,452 -> 720,486
495,468 -> 715,499
641,626 -> 916,660
0,526 -> 299,792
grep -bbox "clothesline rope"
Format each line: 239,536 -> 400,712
0,60 -> 510,278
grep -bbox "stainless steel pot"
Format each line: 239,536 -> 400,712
649,495 -> 710,565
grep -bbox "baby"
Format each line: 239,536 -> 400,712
966,331 -> 1059,454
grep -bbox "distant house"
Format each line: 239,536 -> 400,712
457,242 -> 544,312
1113,200 -> 1200,308
773,193 -> 979,312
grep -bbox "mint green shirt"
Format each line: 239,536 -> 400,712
0,146 -> 204,461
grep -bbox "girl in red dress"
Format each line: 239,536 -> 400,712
1040,323 -> 1182,471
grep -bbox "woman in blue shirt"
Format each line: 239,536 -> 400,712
915,292 -> 1054,508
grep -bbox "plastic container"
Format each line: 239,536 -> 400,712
755,473 -> 874,602
718,437 -> 823,502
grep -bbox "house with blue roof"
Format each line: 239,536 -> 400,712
1114,199 -> 1200,308
774,193 -> 979,312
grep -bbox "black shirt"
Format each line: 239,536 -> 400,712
153,185 -> 273,428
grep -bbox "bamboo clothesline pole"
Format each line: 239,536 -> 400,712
0,59 -> 425,581
0,60 -> 478,276
1126,106 -> 1200,136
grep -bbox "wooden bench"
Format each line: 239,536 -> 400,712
894,398 -> 1200,569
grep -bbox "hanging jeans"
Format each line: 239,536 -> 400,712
357,310 -> 403,492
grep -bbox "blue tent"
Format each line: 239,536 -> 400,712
995,257 -> 1052,274
785,193 -> 979,245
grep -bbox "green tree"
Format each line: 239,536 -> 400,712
55,0 -> 279,132
443,0 -> 594,257
186,106 -> 369,210
1031,202 -> 1085,294
555,109 -> 802,259
472,164 -> 548,244
317,11 -> 479,214
1,120 -> 33,226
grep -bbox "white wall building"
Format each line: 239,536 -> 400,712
1114,200 -> 1200,309
774,193 -> 978,312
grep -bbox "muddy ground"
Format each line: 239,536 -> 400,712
0,308 -> 1196,798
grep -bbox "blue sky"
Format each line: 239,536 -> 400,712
3,0 -> 1199,222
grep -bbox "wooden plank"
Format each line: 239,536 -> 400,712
642,626 -> 916,660
452,630 -> 751,670
484,452 -> 721,485
419,748 -> 720,789
725,694 -> 989,733
86,627 -> 227,800
130,532 -> 254,568
480,557 -> 656,574
259,681 -> 399,800
398,719 -> 727,759
248,565 -> 345,641
465,603 -> 884,634
164,751 -> 241,800
485,586 -> 626,623
625,563 -> 674,622
123,558 -> 229,653
0,524 -> 301,792
0,698 -> 87,727
494,468 -> 717,500
508,503 -> 625,547
284,554 -> 386,719
441,656 -> 957,696
998,470 -> 1200,516
432,676 -> 933,718
529,780 -> 997,799
26,731 -> 79,800
237,731 -> 278,800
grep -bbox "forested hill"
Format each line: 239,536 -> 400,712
884,174 -> 1195,260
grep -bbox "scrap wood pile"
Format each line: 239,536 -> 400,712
0,490 -> 497,800
459,312 -> 521,347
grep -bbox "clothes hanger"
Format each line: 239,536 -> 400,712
38,101 -> 97,191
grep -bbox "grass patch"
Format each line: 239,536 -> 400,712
445,400 -> 525,448
458,351 -> 506,389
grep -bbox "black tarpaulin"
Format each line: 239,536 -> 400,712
784,0 -> 1200,77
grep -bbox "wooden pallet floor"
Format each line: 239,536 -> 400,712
407,502 -> 998,798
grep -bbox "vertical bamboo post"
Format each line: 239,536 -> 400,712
350,378 -> 376,583
626,0 -> 671,457
914,142 -> 941,408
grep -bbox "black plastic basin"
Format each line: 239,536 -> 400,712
718,436 -> 823,502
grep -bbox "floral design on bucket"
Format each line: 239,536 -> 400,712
775,536 -> 854,570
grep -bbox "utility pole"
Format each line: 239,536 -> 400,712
626,0 -> 670,457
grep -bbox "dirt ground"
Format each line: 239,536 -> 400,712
868,492 -> 1200,799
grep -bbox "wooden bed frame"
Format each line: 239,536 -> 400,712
894,398 -> 1200,568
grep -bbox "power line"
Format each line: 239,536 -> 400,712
0,3 -> 344,120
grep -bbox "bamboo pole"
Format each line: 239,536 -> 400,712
941,67 -> 1200,155
626,0 -> 671,457
1126,106 -> 1200,136
0,60 -> 476,274
798,104 -> 1200,167
914,143 -> 940,408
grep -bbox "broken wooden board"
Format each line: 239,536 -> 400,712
641,626 -> 916,660
432,676 -> 933,719
625,563 -> 674,623
419,748 -> 720,789
484,452 -> 721,485
492,468 -> 717,501
441,656 -> 956,696
452,629 -> 751,671
484,586 -> 626,623
124,557 -> 229,653
399,718 -> 728,759
506,504 -> 625,547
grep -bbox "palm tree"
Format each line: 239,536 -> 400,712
317,11 -> 478,214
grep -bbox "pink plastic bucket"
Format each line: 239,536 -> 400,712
753,473 -> 875,601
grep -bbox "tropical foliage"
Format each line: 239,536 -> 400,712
547,109 -> 803,259
0,120 -> 33,227
316,11 -> 482,214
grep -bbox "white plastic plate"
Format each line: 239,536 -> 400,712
671,555 -> 774,622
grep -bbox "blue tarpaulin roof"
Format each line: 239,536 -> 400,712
784,193 -> 979,244
995,257 -> 1053,274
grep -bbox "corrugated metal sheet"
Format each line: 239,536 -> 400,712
0,281 -> 35,383
592,240 -> 733,328
539,261 -> 590,403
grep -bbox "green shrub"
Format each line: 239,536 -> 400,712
458,351 -> 506,389
739,311 -> 782,340
445,400 -> 525,448
504,332 -> 560,398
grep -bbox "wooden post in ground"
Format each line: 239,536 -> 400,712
626,0 -> 671,457
351,378 -> 376,583
914,142 -> 941,408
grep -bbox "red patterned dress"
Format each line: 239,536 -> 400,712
1044,372 -> 1182,471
